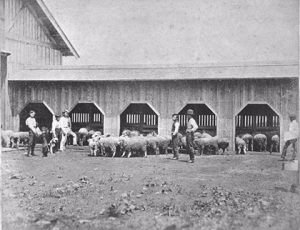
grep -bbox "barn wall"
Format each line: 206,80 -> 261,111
4,0 -> 62,75
8,78 -> 299,150
2,0 -> 63,129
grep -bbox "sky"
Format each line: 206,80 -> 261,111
44,0 -> 298,66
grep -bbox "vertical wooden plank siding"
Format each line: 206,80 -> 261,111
7,78 -> 298,151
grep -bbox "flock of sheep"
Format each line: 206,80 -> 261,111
1,127 -> 280,157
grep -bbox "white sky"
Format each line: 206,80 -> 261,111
44,0 -> 298,65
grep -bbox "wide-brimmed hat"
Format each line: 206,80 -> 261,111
186,109 -> 194,115
289,113 -> 296,119
55,114 -> 61,117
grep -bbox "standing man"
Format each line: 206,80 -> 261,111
51,114 -> 61,153
281,114 -> 298,161
25,110 -> 38,157
171,114 -> 180,160
186,109 -> 198,163
59,109 -> 77,151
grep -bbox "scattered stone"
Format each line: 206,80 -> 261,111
79,219 -> 91,224
9,174 -> 19,179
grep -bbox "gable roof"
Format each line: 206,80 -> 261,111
26,0 -> 79,57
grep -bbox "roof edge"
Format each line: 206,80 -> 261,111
22,60 -> 299,71
35,0 -> 79,58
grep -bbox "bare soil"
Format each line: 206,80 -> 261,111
2,147 -> 300,230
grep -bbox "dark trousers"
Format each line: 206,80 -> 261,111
281,138 -> 297,159
53,128 -> 62,153
172,134 -> 179,158
27,130 -> 36,155
186,132 -> 195,160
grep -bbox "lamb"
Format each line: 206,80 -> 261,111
99,136 -> 121,158
10,132 -> 29,148
241,133 -> 253,151
235,137 -> 247,154
217,138 -> 229,154
87,131 -> 103,156
269,134 -> 280,154
253,134 -> 267,152
1,130 -> 13,147
120,136 -> 148,158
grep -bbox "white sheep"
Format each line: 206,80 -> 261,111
120,136 -> 148,158
194,136 -> 219,155
99,136 -> 120,158
235,137 -> 247,154
253,134 -> 267,152
1,130 -> 13,148
241,133 -> 253,151
10,132 -> 29,148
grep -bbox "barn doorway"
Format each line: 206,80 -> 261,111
178,104 -> 217,136
120,103 -> 158,135
19,102 -> 53,131
69,103 -> 104,133
235,103 -> 280,151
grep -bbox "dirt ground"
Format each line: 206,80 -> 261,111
1,146 -> 300,230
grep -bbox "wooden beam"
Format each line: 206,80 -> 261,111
6,3 -> 26,33
6,34 -> 60,50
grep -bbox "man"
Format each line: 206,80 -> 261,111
186,109 -> 198,163
51,114 -> 62,153
171,114 -> 180,160
59,109 -> 77,151
281,114 -> 298,161
25,110 -> 38,157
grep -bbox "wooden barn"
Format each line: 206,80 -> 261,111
1,0 -> 299,151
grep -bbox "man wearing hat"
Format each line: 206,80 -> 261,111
186,109 -> 198,163
25,110 -> 38,157
59,109 -> 77,151
281,114 -> 298,161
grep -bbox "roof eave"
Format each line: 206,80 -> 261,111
34,0 -> 79,58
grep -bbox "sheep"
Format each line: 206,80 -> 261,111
194,136 -> 219,155
87,130 -> 96,139
177,133 -> 186,149
99,136 -> 121,158
10,132 -> 29,148
120,136 -> 148,158
235,137 -> 247,155
77,128 -> 89,146
218,138 -> 229,154
86,131 -> 103,156
241,133 -> 253,151
146,132 -> 172,155
269,134 -> 280,154
1,130 -> 13,148
121,130 -> 140,137
253,134 -> 267,152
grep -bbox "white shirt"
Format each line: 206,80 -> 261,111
186,117 -> 198,132
284,120 -> 299,141
52,117 -> 61,133
59,116 -> 71,129
25,117 -> 37,131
